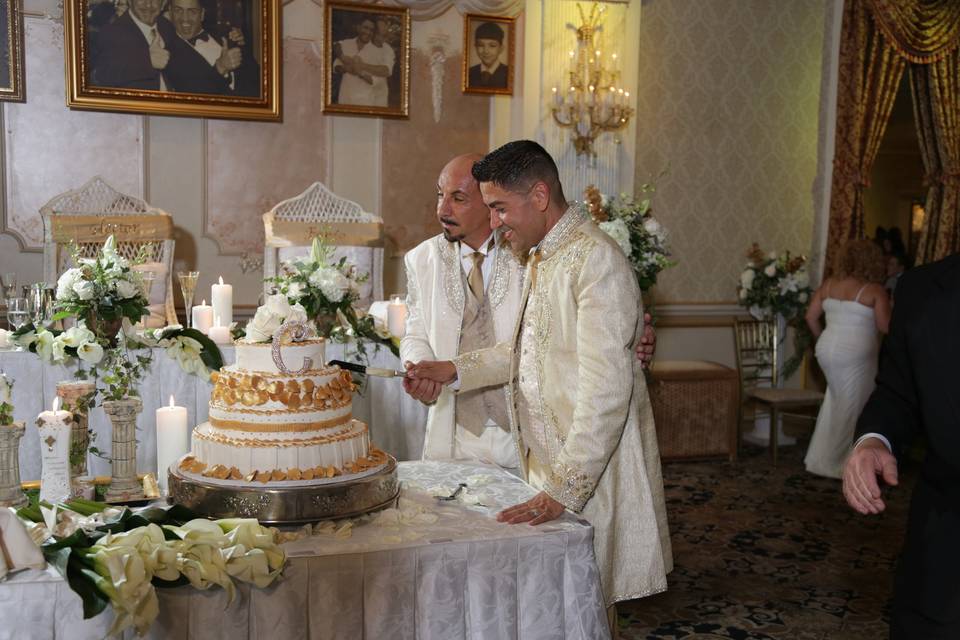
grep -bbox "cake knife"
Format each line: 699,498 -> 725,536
328,359 -> 410,378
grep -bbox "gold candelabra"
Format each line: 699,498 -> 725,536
551,3 -> 634,158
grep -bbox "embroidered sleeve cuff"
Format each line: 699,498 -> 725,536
543,462 -> 596,514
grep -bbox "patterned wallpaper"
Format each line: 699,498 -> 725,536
634,0 -> 827,303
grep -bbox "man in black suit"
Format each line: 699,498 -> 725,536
166,0 -> 256,96
467,22 -> 508,89
844,253 -> 960,638
90,0 -> 177,90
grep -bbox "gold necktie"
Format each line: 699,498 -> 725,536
468,251 -> 485,301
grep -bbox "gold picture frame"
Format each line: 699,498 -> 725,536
64,0 -> 281,121
462,13 -> 515,96
0,0 -> 25,103
323,2 -> 409,118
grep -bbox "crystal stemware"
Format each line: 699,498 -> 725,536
178,271 -> 199,328
6,297 -> 29,332
0,273 -> 16,299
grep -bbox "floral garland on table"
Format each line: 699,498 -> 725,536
585,183 -> 676,293
17,501 -> 285,637
264,236 -> 399,358
737,243 -> 815,380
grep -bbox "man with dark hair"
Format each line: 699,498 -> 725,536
401,152 -> 658,473
165,0 -> 241,95
468,21 -> 508,89
334,15 -> 395,107
409,140 -> 672,634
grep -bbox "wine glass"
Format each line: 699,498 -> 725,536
6,297 -> 29,332
178,271 -> 199,328
0,273 -> 16,299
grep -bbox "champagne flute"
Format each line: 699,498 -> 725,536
136,270 -> 157,327
0,273 -> 16,299
6,297 -> 29,332
178,271 -> 199,328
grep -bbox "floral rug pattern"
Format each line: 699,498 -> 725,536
618,442 -> 913,639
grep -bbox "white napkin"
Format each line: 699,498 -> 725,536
0,508 -> 46,580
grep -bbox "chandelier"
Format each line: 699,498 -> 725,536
550,3 -> 634,158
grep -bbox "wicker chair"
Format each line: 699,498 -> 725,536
734,318 -> 823,465
40,177 -> 177,327
262,182 -> 385,311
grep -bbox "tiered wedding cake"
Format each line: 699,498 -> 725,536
178,335 -> 388,486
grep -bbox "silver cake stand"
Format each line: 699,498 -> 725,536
167,455 -> 400,525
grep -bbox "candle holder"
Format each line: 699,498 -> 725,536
0,421 -> 26,508
57,381 -> 96,477
103,397 -> 145,501
178,271 -> 199,329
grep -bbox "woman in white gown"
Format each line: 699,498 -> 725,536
804,240 -> 891,478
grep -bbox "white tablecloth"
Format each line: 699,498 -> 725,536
0,343 -> 428,482
0,461 -> 609,640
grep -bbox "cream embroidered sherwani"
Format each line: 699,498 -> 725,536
401,233 -> 525,460
452,206 -> 673,605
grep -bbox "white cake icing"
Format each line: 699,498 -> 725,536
184,340 -> 384,484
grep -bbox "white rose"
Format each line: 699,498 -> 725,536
598,219 -> 633,258
740,269 -> 755,291
763,264 -> 777,278
642,217 -> 662,236
77,341 -> 105,364
243,306 -> 283,343
73,280 -> 97,301
795,270 -> 809,288
799,292 -> 809,303
56,268 -> 83,301
115,278 -> 139,300
739,288 -> 748,300
0,328 -> 12,349
286,303 -> 308,326
286,281 -> 305,300
309,267 -> 351,303
60,324 -> 96,348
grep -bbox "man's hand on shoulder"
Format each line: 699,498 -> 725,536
842,437 -> 899,515
635,312 -> 656,369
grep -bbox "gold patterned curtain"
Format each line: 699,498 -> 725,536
825,1 -> 905,274
825,0 -> 960,273
910,51 -> 960,263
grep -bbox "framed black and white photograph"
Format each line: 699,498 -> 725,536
323,2 -> 409,118
462,13 -> 514,96
65,0 -> 281,121
0,0 -> 25,102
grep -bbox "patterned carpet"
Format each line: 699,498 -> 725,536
617,438 -> 915,640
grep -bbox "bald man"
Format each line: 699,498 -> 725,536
401,154 -> 656,471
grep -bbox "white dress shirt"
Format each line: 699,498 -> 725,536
129,12 -> 168,91
458,234 -> 497,291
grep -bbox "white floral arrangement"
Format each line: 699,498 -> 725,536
0,371 -> 12,424
266,237 -> 364,326
13,321 -> 105,366
53,235 -> 149,327
585,184 -> 676,292
241,294 -> 313,343
19,504 -> 285,638
140,324 -> 224,378
0,328 -> 13,350
737,243 -> 812,321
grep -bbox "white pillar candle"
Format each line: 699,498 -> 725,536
37,397 -> 73,504
155,395 -> 188,494
192,299 -> 213,335
211,276 -> 233,327
387,294 -> 408,338
208,315 -> 232,345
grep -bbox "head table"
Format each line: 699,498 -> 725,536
0,461 -> 610,640
0,342 -> 428,482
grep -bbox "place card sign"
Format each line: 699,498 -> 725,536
263,217 -> 384,248
50,214 -> 173,244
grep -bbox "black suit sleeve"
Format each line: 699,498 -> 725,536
855,270 -> 923,459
